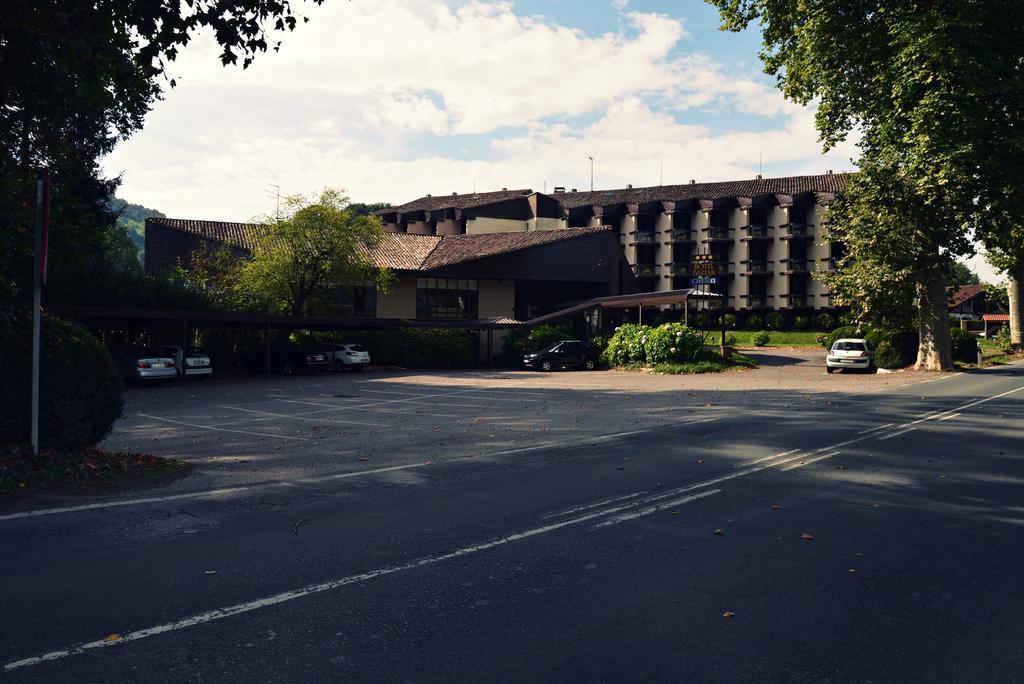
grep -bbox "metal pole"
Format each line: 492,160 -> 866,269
30,172 -> 45,453
589,156 -> 594,192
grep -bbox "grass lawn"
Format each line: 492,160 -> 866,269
968,337 -> 1021,368
726,330 -> 825,348
651,352 -> 758,374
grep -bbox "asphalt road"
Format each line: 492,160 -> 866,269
2,355 -> 1023,682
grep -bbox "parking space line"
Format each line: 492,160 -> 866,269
358,388 -> 544,402
274,399 -> 457,419
135,414 -> 311,441
217,406 -> 387,427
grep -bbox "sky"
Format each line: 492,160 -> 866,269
98,0 -> 997,280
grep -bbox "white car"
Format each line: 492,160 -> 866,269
826,338 -> 873,373
159,345 -> 213,380
314,343 -> 372,371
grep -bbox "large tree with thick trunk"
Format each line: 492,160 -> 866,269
707,0 -> 1024,369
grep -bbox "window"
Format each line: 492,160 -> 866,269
416,278 -> 479,319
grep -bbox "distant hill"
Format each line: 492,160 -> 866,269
109,198 -> 165,261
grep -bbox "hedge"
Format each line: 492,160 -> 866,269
0,310 -> 124,450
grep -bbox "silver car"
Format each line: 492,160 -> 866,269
117,346 -> 178,383
826,338 -> 873,373
159,345 -> 213,380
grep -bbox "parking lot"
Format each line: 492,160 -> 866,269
95,349 -> 954,492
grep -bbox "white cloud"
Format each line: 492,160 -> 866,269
102,0 -> 855,220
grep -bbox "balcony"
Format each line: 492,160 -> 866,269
785,294 -> 813,308
664,262 -> 691,277
740,260 -> 771,275
633,263 -> 659,278
821,257 -> 838,272
779,223 -> 813,240
743,294 -> 774,310
628,231 -> 657,246
739,225 -> 773,241
780,259 -> 811,274
665,229 -> 696,244
701,228 -> 732,243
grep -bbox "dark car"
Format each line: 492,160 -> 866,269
235,343 -> 329,375
523,340 -> 598,371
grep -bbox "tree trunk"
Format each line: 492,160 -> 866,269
1009,263 -> 1024,351
915,272 -> 953,370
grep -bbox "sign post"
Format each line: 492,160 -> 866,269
690,253 -> 725,349
31,170 -> 50,454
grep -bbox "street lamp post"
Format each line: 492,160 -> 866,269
588,156 -> 594,192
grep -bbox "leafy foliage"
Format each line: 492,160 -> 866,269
765,312 -> 785,330
745,314 -> 764,330
525,325 -> 573,353
815,313 -> 836,331
752,331 -> 770,347
793,315 -> 809,330
721,313 -> 738,329
602,323 -> 648,367
948,328 -> 980,363
239,189 -> 392,316
109,198 -> 165,260
0,310 -> 123,450
948,262 -> 981,286
643,323 -> 703,365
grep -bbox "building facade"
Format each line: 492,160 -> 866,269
378,173 -> 847,316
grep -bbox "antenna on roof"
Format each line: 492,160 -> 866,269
473,180 -> 476,193
264,183 -> 281,220
660,158 -> 663,186
759,150 -> 763,177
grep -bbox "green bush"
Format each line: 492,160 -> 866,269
766,312 -> 785,330
305,328 -> 474,368
816,313 -> 836,330
826,325 -> 865,351
949,328 -> 980,363
694,313 -> 711,329
753,331 -> 771,347
745,314 -> 764,330
588,333 -> 611,358
722,313 -> 738,329
871,340 -> 905,369
815,332 -> 829,347
862,328 -> 918,369
793,315 -> 809,329
644,323 -> 702,365
995,324 -> 1013,354
524,324 -> 572,353
602,323 -> 648,366
0,311 -> 124,450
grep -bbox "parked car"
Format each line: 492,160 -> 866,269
235,343 -> 329,375
826,338 -> 873,373
115,346 -> 178,384
523,340 -> 598,371
313,342 -> 372,371
159,345 -> 213,380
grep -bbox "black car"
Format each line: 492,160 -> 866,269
235,343 -> 329,375
523,340 -> 598,371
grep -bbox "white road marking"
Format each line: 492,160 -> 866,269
591,489 -> 722,528
135,414 -> 311,441
1,481 -> 721,672
359,388 -> 544,403
271,399 -> 457,419
778,452 -> 840,472
938,412 -> 961,422
878,427 -> 916,441
739,448 -> 801,468
0,487 -> 254,522
858,423 -> 896,434
542,491 -> 648,519
216,405 -> 387,427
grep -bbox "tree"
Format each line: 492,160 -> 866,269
0,1 -> 322,307
347,202 -> 393,218
948,262 -> 981,287
239,189 -> 393,317
983,282 -> 1009,314
708,0 -> 1024,369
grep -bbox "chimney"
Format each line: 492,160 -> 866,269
553,186 -> 566,193
452,191 -> 458,195
426,193 -> 431,197
689,179 -> 696,184
502,187 -> 507,191
571,188 -> 577,193
627,184 -> 633,189
827,169 -> 833,175
756,173 -> 762,179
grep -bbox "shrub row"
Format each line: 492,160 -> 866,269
823,325 -> 980,369
689,311 -> 836,331
601,323 -> 704,367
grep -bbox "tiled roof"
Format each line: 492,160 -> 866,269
145,217 -> 265,251
149,217 -> 612,272
552,173 -> 849,209
372,232 -> 441,270
947,284 -> 985,307
421,226 -> 610,269
384,188 -> 533,214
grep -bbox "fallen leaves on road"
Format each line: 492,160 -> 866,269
713,528 -> 726,536
204,570 -> 216,575
722,611 -> 735,618
770,505 -> 781,510
799,533 -> 816,541
104,634 -> 121,642
697,459 -> 705,464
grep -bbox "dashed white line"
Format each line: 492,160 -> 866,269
542,491 -> 648,519
591,489 -> 722,528
778,452 -> 839,472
